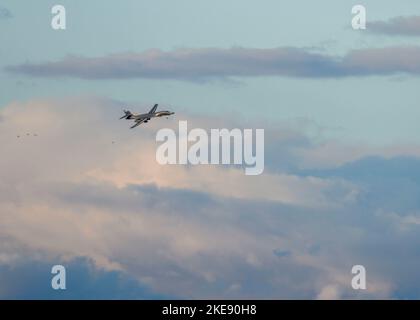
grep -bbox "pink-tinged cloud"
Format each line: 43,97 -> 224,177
343,47 -> 420,76
0,97 -> 357,208
2,96 -> 418,299
7,46 -> 420,81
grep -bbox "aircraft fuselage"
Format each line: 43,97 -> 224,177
132,111 -> 174,120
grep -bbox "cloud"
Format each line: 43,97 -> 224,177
0,97 -> 354,208
1,96 -> 420,299
6,46 -> 420,81
0,6 -> 12,19
0,255 -> 168,299
305,156 -> 420,214
273,249 -> 292,258
295,141 -> 420,170
316,285 -> 341,300
369,16 -> 420,36
0,96 -> 348,298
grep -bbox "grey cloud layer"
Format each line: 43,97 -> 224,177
0,255 -> 168,299
369,16 -> 420,36
6,46 -> 420,81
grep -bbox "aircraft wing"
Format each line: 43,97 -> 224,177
149,104 -> 158,114
130,118 -> 146,129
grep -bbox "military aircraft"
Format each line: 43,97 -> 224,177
120,104 -> 175,129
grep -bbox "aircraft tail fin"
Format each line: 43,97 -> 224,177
149,104 -> 158,114
120,110 -> 133,119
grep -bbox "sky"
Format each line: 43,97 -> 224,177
1,0 -> 420,299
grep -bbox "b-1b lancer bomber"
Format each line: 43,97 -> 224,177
120,104 -> 175,129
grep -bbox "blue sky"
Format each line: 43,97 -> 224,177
2,0 -> 420,144
1,1 -> 420,299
